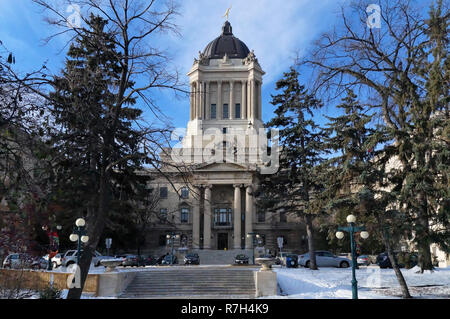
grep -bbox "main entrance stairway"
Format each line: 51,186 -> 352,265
119,267 -> 257,298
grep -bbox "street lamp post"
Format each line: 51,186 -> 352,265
166,233 -> 180,265
336,214 -> 369,299
246,232 -> 260,265
70,218 -> 89,265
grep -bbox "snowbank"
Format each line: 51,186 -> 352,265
273,266 -> 450,299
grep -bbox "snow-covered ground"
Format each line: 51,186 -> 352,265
19,264 -> 450,299
272,265 -> 450,299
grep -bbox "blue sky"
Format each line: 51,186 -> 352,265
1,0 -> 366,130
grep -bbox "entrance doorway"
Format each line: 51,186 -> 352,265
217,233 -> 228,250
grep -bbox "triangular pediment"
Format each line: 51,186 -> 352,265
194,162 -> 249,171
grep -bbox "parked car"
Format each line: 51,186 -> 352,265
61,250 -> 112,267
184,253 -> 200,265
235,254 -> 249,265
357,255 -> 371,266
161,254 -> 177,265
33,257 -> 48,270
376,252 -> 418,269
285,254 -> 298,268
121,254 -> 139,267
43,253 -> 63,269
298,251 -> 351,268
2,253 -> 45,270
377,252 -> 397,268
136,255 -> 155,266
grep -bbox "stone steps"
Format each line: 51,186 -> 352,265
120,268 -> 256,299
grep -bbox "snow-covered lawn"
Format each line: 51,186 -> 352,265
272,266 -> 450,299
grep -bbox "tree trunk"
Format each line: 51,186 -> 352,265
305,214 -> 318,270
382,228 -> 412,299
416,192 -> 433,272
67,169 -> 109,299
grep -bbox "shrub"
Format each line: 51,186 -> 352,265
39,286 -> 61,299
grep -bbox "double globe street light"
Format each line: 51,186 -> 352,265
166,233 -> 180,265
336,214 -> 369,300
70,218 -> 89,265
246,232 -> 261,265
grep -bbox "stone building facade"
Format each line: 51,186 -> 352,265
143,21 -> 306,256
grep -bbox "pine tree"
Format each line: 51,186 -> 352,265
259,67 -> 326,270
47,14 -> 148,298
390,0 -> 449,272
320,90 -> 412,298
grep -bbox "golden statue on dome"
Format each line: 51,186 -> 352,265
223,5 -> 232,21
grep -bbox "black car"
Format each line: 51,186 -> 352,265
235,254 -> 249,265
376,252 -> 418,269
184,253 -> 200,265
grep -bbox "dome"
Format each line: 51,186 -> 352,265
202,21 -> 250,60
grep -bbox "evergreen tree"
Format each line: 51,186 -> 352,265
302,0 -> 449,273
320,90 -> 412,298
389,0 -> 449,272
260,67 -> 326,270
47,14 -> 148,298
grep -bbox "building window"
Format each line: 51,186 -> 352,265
257,211 -> 265,223
214,208 -> 232,226
223,103 -> 229,119
160,187 -> 168,198
159,208 -> 168,221
235,103 -> 241,119
211,104 -> 216,119
222,127 -> 227,134
181,187 -> 189,199
181,207 -> 189,223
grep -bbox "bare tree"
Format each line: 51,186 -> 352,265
30,0 -> 187,299
299,0 -> 449,274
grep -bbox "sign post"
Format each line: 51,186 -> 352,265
277,237 -> 283,267
105,238 -> 112,256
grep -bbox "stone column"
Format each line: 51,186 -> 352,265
251,80 -> 257,122
192,186 -> 200,248
247,80 -> 252,120
258,81 -> 262,120
194,82 -> 199,119
203,185 -> 212,249
229,81 -> 234,119
233,184 -> 242,249
242,81 -> 247,119
245,185 -> 253,249
190,83 -> 194,120
205,81 -> 210,120
197,80 -> 203,119
217,81 -> 222,120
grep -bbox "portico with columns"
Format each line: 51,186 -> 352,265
189,165 -> 257,250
